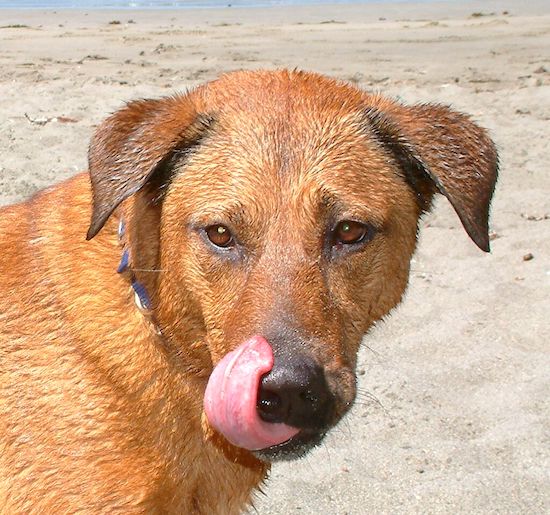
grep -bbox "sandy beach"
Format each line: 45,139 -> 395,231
1,0 -> 549,512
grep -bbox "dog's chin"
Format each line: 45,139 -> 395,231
252,431 -> 326,462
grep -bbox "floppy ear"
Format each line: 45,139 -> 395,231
86,94 -> 211,240
365,100 -> 498,252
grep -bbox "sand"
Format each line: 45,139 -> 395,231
1,0 -> 549,513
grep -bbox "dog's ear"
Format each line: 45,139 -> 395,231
365,100 -> 498,252
86,95 -> 211,240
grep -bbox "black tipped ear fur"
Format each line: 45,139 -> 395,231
365,101 -> 498,252
86,95 -> 211,240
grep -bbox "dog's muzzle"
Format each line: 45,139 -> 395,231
203,336 -> 335,458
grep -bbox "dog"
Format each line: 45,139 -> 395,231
0,69 -> 498,513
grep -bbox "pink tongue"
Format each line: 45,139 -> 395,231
204,336 -> 299,450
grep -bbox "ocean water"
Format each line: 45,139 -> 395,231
0,0 -> 430,9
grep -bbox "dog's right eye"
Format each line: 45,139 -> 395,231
205,224 -> 234,248
332,220 -> 373,247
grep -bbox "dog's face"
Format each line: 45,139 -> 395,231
86,70 -> 497,461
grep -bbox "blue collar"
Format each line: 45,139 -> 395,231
117,218 -> 152,312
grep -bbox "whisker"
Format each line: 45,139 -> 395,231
356,387 -> 388,414
301,453 -> 316,476
343,415 -> 352,432
334,417 -> 353,439
356,390 -> 382,405
361,342 -> 381,357
322,441 -> 332,471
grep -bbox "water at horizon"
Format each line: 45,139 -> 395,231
0,0 -> 441,10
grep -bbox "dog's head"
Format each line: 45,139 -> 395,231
86,70 -> 497,461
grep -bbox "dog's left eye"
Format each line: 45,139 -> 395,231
205,225 -> 234,248
332,220 -> 373,246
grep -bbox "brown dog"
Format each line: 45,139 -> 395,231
0,70 -> 497,513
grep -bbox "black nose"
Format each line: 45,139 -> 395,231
257,354 -> 334,431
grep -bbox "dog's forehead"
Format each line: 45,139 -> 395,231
167,70 -> 409,219
194,69 -> 366,116
188,71 -> 394,181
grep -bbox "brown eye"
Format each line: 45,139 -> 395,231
205,225 -> 234,248
333,220 -> 371,246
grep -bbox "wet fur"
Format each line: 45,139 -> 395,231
0,70 -> 497,513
